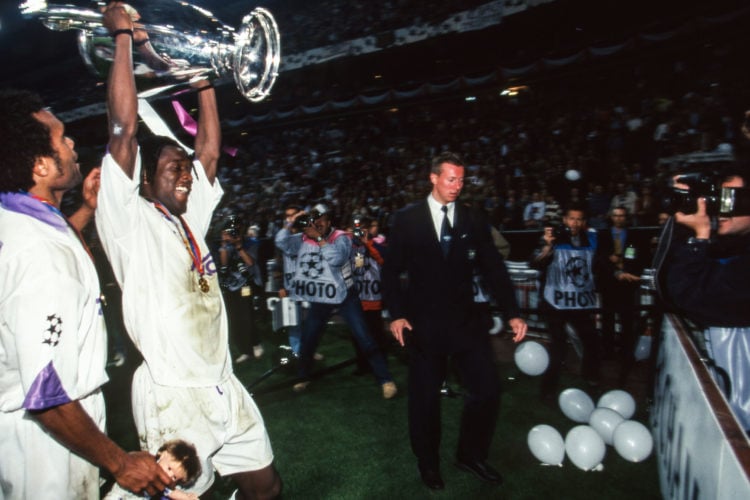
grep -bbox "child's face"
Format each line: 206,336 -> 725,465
158,451 -> 188,483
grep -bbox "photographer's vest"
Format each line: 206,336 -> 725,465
291,229 -> 354,304
351,243 -> 382,301
543,229 -> 600,310
282,250 -> 298,297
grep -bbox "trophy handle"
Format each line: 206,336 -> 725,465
233,8 -> 281,103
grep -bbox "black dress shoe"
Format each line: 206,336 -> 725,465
418,464 -> 445,490
454,457 -> 503,484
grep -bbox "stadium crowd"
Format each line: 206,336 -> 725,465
210,31 -> 747,246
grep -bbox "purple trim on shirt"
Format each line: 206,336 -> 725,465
23,361 -> 71,410
0,192 -> 68,232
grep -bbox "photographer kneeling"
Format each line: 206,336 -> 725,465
661,168 -> 750,431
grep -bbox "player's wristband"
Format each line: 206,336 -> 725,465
111,29 -> 134,41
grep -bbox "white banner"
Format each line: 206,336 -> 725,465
652,316 -> 750,499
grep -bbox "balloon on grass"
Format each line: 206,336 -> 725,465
559,388 -> 595,423
565,425 -> 606,471
589,407 -> 625,445
597,389 -> 636,419
527,425 -> 565,466
613,420 -> 653,462
514,341 -> 549,376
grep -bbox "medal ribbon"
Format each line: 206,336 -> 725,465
150,201 -> 205,280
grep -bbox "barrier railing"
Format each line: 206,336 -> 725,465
652,315 -> 750,499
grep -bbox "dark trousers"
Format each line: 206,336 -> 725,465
407,340 -> 500,469
352,308 -> 390,371
223,289 -> 259,356
601,287 -> 641,384
541,304 -> 601,396
298,288 -> 392,384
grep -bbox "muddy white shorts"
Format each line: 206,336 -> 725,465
131,364 -> 274,495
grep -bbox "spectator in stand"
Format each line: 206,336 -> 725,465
523,191 -> 546,229
610,182 -> 638,216
502,188 -> 524,230
542,191 -> 562,227
587,183 -> 612,230
634,183 -> 659,226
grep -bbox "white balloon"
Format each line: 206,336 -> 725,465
565,425 -> 606,471
597,390 -> 636,420
565,169 -> 581,181
558,388 -> 595,423
589,407 -> 625,446
514,341 -> 549,376
613,420 -> 653,462
527,425 -> 565,466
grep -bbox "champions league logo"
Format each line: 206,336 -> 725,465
564,256 -> 591,288
299,251 -> 325,279
43,314 -> 63,347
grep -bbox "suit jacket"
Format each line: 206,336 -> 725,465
382,200 -> 520,353
597,226 -> 649,302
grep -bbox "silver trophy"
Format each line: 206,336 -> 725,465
20,0 -> 280,102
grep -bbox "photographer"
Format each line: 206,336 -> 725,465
274,204 -> 397,399
661,168 -> 750,430
532,203 -> 604,400
218,216 -> 264,362
349,216 -> 391,375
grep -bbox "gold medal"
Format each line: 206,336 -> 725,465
199,276 -> 210,293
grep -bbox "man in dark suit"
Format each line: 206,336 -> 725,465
382,152 -> 527,490
598,206 -> 649,385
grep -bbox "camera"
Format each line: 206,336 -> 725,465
662,171 -> 721,215
662,170 -> 750,217
222,215 -> 240,237
552,224 -> 571,245
293,209 -> 321,230
352,216 -> 365,239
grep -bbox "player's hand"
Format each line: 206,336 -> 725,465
113,451 -> 174,497
81,167 -> 101,212
102,2 -> 135,33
